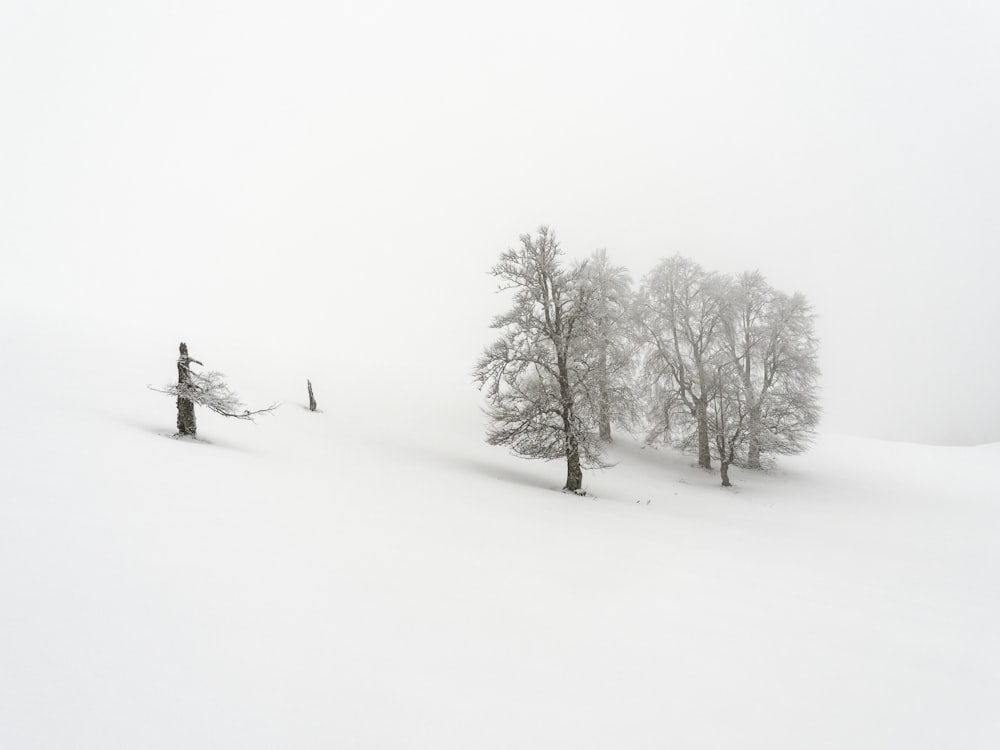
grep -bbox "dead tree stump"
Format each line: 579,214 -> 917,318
176,342 -> 198,436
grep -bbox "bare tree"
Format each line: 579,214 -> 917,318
474,227 -> 603,493
152,342 -> 278,437
709,360 -> 748,487
723,274 -> 820,468
635,256 -> 727,469
581,249 -> 638,442
755,291 -> 821,459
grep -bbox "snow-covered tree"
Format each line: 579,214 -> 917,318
474,227 -> 603,493
635,256 -> 727,469
722,274 -> 820,468
474,234 -> 819,489
153,342 -> 277,437
708,358 -> 748,487
581,249 -> 638,442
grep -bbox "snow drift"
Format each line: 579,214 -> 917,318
1,314 -> 997,749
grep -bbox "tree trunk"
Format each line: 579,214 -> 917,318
565,430 -> 584,492
307,379 -> 317,412
720,460 -> 731,487
695,398 -> 711,469
747,433 -> 761,469
176,342 -> 197,436
746,403 -> 762,469
597,343 -> 612,442
557,356 -> 584,493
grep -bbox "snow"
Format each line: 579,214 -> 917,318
1,316 -> 998,749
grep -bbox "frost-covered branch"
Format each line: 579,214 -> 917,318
152,342 -> 278,437
151,371 -> 278,420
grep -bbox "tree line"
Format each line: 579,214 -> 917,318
474,226 -> 820,492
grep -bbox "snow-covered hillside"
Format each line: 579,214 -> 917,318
1,315 -> 998,749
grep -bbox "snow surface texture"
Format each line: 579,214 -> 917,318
1,319 -> 998,749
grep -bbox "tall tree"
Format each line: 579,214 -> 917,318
474,227 -> 602,493
755,290 -> 821,460
708,361 -> 748,487
635,256 -> 727,469
582,249 -> 636,442
723,274 -> 820,468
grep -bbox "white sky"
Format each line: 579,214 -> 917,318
3,0 -> 998,445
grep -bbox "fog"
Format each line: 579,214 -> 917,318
3,0 -> 998,445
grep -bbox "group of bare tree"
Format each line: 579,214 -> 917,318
474,227 -> 820,492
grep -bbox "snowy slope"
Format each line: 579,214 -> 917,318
1,314 -> 998,749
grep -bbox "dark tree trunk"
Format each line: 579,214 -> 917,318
746,403 -> 762,469
565,430 -> 584,492
747,437 -> 761,470
176,342 -> 197,436
307,379 -> 317,412
557,356 -> 584,493
695,398 -> 711,469
720,460 -> 731,487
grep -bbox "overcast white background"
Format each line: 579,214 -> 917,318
3,0 -> 998,445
